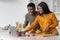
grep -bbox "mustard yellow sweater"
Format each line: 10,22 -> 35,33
25,13 -> 58,36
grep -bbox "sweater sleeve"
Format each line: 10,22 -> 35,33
24,14 -> 29,27
25,16 -> 39,31
50,13 -> 58,28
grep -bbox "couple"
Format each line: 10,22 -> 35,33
23,2 -> 58,37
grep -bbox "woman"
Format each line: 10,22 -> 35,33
22,2 -> 58,37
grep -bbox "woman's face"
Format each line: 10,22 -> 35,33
37,6 -> 44,14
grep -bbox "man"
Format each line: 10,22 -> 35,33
23,3 -> 40,33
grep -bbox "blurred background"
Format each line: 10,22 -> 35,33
0,0 -> 60,27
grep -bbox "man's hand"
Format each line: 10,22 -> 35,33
23,24 -> 26,28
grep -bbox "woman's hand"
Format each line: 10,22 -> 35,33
22,31 -> 26,34
21,30 -> 27,36
43,26 -> 50,32
43,22 -> 52,33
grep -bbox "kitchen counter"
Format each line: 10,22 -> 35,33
0,28 -> 60,40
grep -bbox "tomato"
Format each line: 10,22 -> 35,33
16,31 -> 21,36
32,34 -> 35,36
27,34 -> 30,37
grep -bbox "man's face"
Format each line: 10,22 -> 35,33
27,7 -> 35,15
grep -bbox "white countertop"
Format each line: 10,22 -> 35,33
0,29 -> 60,40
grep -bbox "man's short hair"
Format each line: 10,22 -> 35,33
27,3 -> 35,8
